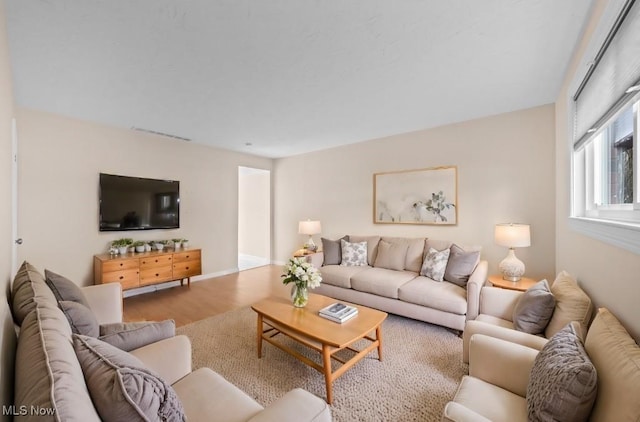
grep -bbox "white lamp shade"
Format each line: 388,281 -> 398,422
494,223 -> 531,248
298,220 -> 321,235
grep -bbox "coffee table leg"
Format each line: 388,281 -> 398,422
322,344 -> 333,404
376,326 -> 383,361
256,314 -> 263,358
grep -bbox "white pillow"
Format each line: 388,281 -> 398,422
340,240 -> 368,267
420,247 -> 451,281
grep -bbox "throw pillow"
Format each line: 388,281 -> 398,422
373,239 -> 409,271
321,236 -> 349,265
420,247 -> 451,281
60,300 -> 100,337
444,244 -> 481,287
45,269 -> 92,308
545,271 -> 593,339
527,322 -> 597,422
99,320 -> 176,352
512,280 -> 556,334
73,334 -> 186,422
340,240 -> 368,267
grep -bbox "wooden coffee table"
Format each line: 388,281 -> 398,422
251,294 -> 387,404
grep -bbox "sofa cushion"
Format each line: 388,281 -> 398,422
318,265 -> 369,289
350,268 -> 417,299
512,280 -> 555,335
10,261 -> 58,325
73,334 -> 186,422
584,308 -> 640,422
399,276 -> 467,315
59,300 -> 100,337
349,235 -> 381,265
374,239 -> 409,271
99,320 -> 176,352
451,375 -> 528,422
420,247 -> 451,281
544,271 -> 593,338
444,244 -> 481,287
340,240 -> 368,266
527,322 -> 597,422
380,236 -> 425,272
45,269 -> 92,308
15,306 -> 101,422
321,236 -> 348,265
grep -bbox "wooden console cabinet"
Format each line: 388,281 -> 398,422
94,248 -> 202,290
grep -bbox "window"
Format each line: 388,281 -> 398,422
570,0 -> 640,253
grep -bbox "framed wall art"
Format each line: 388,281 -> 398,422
374,166 -> 457,225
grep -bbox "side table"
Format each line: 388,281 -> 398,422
488,274 -> 537,292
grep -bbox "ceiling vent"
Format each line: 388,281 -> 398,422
131,127 -> 192,142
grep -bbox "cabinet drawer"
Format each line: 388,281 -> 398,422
102,259 -> 139,273
140,254 -> 173,269
173,250 -> 201,263
139,266 -> 174,286
173,261 -> 202,278
102,269 -> 139,290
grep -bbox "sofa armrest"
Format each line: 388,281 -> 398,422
81,283 -> 123,325
130,335 -> 192,385
462,320 -> 548,363
247,388 -> 331,422
468,334 -> 538,397
304,252 -> 324,268
465,260 -> 488,321
478,286 -> 522,320
442,402 -> 493,422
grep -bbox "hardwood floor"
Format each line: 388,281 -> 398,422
123,265 -> 289,327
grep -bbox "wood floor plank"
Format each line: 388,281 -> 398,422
123,265 -> 290,327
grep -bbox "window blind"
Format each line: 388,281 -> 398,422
573,0 -> 640,150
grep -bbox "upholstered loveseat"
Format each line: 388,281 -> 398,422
9,262 -> 331,422
309,236 -> 488,331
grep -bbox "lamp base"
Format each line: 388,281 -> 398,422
303,236 -> 317,252
498,248 -> 525,282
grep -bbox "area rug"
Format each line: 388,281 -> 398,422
176,307 -> 467,421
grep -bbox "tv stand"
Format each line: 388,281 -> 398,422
94,248 -> 202,290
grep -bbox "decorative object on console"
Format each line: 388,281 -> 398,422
282,257 -> 322,307
299,220 -> 321,251
495,223 -> 531,281
132,241 -> 146,253
374,166 -> 457,225
111,238 -> 133,255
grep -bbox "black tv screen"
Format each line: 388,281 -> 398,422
99,173 -> 180,231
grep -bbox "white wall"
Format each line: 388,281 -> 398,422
238,167 -> 270,258
274,104 -> 557,280
555,0 -> 640,341
0,0 -> 16,415
16,108 -> 272,286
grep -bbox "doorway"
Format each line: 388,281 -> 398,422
237,167 -> 271,271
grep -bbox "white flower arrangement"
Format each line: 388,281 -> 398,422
282,257 -> 322,289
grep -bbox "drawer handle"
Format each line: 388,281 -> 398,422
119,263 -> 123,267
155,259 -> 158,263
119,276 -> 124,280
186,255 -> 190,259
156,273 -> 159,277
185,266 -> 189,270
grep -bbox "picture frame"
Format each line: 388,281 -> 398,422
373,166 -> 457,225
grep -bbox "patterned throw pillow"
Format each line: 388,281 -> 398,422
340,240 -> 368,267
420,247 -> 451,281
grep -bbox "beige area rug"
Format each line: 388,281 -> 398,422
176,307 -> 467,422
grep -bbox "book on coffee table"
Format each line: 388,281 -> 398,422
319,302 -> 358,323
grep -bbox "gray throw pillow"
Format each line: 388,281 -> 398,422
99,320 -> 176,352
60,300 -> 100,337
45,269 -> 92,308
527,322 -> 597,422
73,334 -> 186,422
512,279 -> 556,334
444,244 -> 480,287
321,235 -> 349,265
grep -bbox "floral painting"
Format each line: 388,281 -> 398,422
374,166 -> 457,225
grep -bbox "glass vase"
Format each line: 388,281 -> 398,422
291,284 -> 309,308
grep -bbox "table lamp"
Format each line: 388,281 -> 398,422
298,220 -> 321,251
494,223 -> 531,281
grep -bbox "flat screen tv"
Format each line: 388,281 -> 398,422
99,173 -> 180,231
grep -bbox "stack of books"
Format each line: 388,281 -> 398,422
319,302 -> 358,323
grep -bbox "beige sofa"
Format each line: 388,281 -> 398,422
311,236 -> 488,331
462,271 -> 593,363
443,308 -> 640,422
10,262 -> 331,422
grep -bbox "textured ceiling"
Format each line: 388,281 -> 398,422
5,1 -> 593,158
